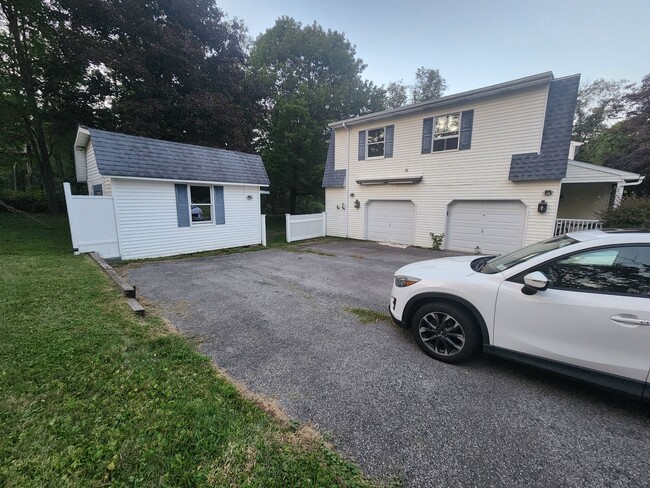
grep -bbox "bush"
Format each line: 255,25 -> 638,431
0,190 -> 49,213
598,195 -> 650,228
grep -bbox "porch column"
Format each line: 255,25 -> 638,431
614,182 -> 624,208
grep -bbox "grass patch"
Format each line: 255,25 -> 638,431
0,213 -> 378,487
346,308 -> 392,325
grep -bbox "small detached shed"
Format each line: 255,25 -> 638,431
65,127 -> 270,260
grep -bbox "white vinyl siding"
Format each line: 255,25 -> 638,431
366,200 -> 415,244
112,179 -> 262,260
446,201 -> 527,254
326,84 -> 561,247
86,143 -> 103,194
325,188 -> 347,237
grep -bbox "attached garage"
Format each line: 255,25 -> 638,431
446,200 -> 527,254
366,200 -> 415,245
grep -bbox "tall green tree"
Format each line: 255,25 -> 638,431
0,0 -> 91,211
578,75 -> 650,194
572,78 -> 632,143
64,0 -> 264,150
251,17 -> 385,213
411,67 -> 447,103
384,80 -> 408,109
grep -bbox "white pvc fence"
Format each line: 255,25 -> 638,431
285,212 -> 326,243
554,218 -> 602,236
63,182 -> 120,258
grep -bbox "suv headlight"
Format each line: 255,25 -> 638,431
395,275 -> 421,287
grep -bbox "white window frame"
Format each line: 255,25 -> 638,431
367,126 -> 386,159
432,112 -> 461,153
189,184 -> 213,225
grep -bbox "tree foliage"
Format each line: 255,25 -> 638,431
0,0 -> 264,212
0,0 -> 93,211
382,68 -> 447,108
384,80 -> 408,109
572,78 -> 632,143
411,67 -> 447,103
577,75 -> 650,194
251,17 -> 385,213
599,195 -> 650,228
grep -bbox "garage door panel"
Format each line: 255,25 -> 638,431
447,201 -> 527,254
367,201 -> 415,245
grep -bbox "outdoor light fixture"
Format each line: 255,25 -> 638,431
246,195 -> 253,200
537,200 -> 548,213
350,193 -> 355,197
544,190 -> 554,196
354,199 -> 360,209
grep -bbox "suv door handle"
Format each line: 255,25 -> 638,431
610,314 -> 650,327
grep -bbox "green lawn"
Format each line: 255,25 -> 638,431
0,213 -> 376,487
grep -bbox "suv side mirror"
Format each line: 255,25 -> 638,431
522,271 -> 549,295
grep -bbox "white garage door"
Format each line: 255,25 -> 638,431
367,200 -> 415,245
447,201 -> 527,254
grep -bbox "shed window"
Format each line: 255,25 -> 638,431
190,185 -> 212,223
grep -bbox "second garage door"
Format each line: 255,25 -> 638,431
447,200 -> 527,254
367,200 -> 415,245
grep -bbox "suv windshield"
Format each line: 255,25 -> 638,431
479,235 -> 577,274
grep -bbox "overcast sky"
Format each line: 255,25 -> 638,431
217,0 -> 649,94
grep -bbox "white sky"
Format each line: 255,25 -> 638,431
217,0 -> 650,94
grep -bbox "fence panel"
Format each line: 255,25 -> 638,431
285,212 -> 326,242
64,182 -> 120,258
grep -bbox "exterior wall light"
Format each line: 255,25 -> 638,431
538,200 -> 548,213
354,199 -> 360,209
544,190 -> 554,196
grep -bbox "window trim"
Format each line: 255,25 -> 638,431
508,243 -> 650,298
431,112 -> 461,153
366,126 -> 386,159
189,184 -> 214,225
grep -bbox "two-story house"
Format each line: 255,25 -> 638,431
322,72 -> 643,254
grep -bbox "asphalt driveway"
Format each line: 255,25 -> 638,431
127,240 -> 650,487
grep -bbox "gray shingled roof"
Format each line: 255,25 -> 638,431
87,128 -> 269,185
322,132 -> 346,188
509,75 -> 580,181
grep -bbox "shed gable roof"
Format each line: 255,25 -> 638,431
79,127 -> 269,186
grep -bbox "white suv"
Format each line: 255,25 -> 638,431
390,230 -> 650,398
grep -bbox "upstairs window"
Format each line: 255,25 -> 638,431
421,110 -> 473,154
367,127 -> 385,158
433,113 -> 460,152
358,125 -> 394,160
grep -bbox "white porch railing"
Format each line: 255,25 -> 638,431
285,212 -> 326,242
554,218 -> 602,236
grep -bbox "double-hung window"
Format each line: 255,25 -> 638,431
433,113 -> 460,152
421,109 -> 473,154
367,127 -> 385,158
358,125 -> 394,160
190,185 -> 213,223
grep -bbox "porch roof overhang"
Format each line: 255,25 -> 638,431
355,176 -> 423,186
562,160 -> 644,185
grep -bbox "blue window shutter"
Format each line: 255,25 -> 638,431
385,125 -> 394,158
421,118 -> 433,154
459,110 -> 474,150
214,186 -> 225,225
358,130 -> 366,160
175,184 -> 190,227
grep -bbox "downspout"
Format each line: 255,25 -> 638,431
614,176 -> 646,207
342,121 -> 351,238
